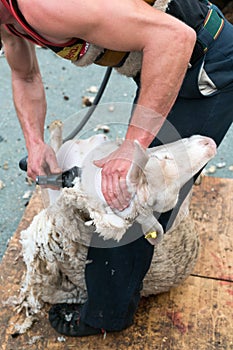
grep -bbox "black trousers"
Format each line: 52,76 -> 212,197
81,15 -> 233,330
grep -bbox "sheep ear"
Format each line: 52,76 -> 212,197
137,213 -> 164,245
127,140 -> 149,187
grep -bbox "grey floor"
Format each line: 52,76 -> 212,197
0,48 -> 233,260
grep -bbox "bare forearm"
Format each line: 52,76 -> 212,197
11,72 -> 61,179
12,72 -> 47,150
126,23 -> 196,147
2,27 -> 61,179
2,29 -> 47,150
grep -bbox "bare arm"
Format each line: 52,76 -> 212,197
23,0 -> 196,126
1,26 -> 61,179
20,0 -> 196,207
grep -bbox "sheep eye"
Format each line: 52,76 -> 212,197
164,154 -> 173,160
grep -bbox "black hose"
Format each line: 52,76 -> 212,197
63,67 -> 112,142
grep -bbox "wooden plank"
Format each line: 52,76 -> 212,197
1,277 -> 232,350
191,177 -> 233,281
0,177 -> 233,350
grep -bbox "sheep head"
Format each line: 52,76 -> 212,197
135,135 -> 217,213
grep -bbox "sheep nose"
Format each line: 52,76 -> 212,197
201,137 -> 216,147
199,137 -> 217,153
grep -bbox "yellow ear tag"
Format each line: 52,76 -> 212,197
145,231 -> 157,240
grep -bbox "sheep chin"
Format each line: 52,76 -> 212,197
92,213 -> 130,242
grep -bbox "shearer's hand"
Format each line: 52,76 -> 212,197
94,139 -> 147,211
27,141 -> 62,181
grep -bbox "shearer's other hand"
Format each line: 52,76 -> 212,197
27,142 -> 62,182
93,140 -> 140,211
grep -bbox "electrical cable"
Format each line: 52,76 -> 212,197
63,67 -> 112,142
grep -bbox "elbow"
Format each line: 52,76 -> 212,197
142,16 -> 197,64
182,24 -> 196,51
174,22 -> 196,60
12,65 -> 42,84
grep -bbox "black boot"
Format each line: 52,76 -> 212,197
49,303 -> 104,337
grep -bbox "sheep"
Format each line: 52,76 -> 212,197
7,130 -> 216,333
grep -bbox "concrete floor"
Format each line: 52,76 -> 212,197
0,47 -> 233,259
